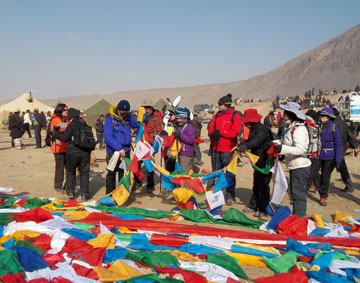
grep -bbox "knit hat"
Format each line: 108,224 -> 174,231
242,109 -> 263,123
68,108 -> 80,120
116,100 -> 130,111
218,93 -> 233,107
279,102 -> 306,120
175,107 -> 189,119
320,107 -> 335,118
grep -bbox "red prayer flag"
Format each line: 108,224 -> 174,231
186,178 -> 205,195
154,266 -> 207,283
9,207 -> 53,223
277,215 -> 308,236
150,234 -> 189,247
73,263 -> 99,280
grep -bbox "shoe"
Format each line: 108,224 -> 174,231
258,212 -> 270,221
55,187 -> 65,194
320,198 -> 327,206
79,195 -> 90,202
341,186 -> 354,193
225,197 -> 234,206
243,207 -> 256,214
253,211 -> 260,217
146,188 -> 154,194
68,192 -> 76,199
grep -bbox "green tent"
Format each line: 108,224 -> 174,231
154,98 -> 170,113
84,98 -> 112,127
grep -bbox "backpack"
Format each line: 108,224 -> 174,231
291,118 -> 321,158
74,123 -> 96,152
45,117 -> 55,147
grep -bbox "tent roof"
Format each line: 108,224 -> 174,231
84,98 -> 112,116
0,93 -> 54,114
153,98 -> 170,112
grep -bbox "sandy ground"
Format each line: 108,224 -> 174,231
1,101 -> 360,279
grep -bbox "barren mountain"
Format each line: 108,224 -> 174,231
43,24 -> 360,109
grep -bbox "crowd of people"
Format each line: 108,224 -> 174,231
7,93 -> 359,221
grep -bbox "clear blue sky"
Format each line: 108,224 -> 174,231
0,0 -> 359,100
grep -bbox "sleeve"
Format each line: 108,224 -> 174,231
104,116 -> 122,151
346,126 -> 358,149
179,124 -> 195,145
54,123 -> 73,142
220,113 -> 242,139
245,128 -> 268,150
333,125 -> 343,163
208,115 -> 215,137
280,126 -> 308,156
130,116 -> 138,129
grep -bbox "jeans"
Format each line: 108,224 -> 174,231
34,125 -> 42,148
318,159 -> 336,198
248,170 -> 272,213
290,166 -> 310,217
194,143 -> 202,163
96,133 -> 104,149
54,153 -> 66,189
211,150 -> 236,199
66,151 -> 90,197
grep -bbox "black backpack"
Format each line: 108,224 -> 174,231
75,123 -> 96,152
45,117 -> 55,146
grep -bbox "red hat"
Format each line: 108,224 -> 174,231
242,109 -> 262,123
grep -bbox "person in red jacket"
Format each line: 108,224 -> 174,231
208,94 -> 242,205
49,104 -> 69,193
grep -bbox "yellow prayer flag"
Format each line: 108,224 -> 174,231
333,211 -> 352,223
170,141 -> 181,158
169,250 -> 202,262
88,233 -> 115,249
173,188 -> 194,204
226,154 -> 238,175
226,252 -> 267,267
118,227 -> 138,234
94,260 -> 143,282
64,211 -> 90,220
245,151 -> 260,165
137,106 -> 145,123
111,184 -> 130,206
313,214 -> 327,228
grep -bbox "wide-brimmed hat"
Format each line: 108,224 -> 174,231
279,102 -> 306,120
320,107 -> 335,118
142,99 -> 153,107
242,109 -> 262,123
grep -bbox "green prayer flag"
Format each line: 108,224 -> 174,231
0,213 -> 15,224
126,250 -> 179,267
91,206 -> 173,219
221,208 -> 263,228
23,198 -> 51,209
0,250 -> 24,277
72,222 -> 97,230
124,273 -> 183,283
206,253 -> 248,279
120,173 -> 131,190
253,158 -> 273,174
263,251 -> 301,273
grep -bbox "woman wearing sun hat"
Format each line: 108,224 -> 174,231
316,107 -> 342,206
273,102 -> 311,217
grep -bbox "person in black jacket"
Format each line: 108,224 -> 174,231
237,109 -> 273,220
33,108 -> 46,148
53,108 -> 91,202
332,108 -> 358,193
9,108 -> 24,147
95,115 -> 105,149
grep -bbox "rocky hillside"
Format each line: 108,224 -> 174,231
43,25 -> 360,109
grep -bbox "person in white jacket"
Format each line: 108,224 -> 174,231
273,102 -> 311,217
23,109 -> 32,138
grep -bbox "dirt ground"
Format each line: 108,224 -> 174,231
1,101 -> 360,280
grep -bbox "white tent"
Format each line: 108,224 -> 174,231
0,92 -> 54,126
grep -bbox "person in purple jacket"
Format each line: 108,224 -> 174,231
173,108 -> 195,173
318,107 -> 342,206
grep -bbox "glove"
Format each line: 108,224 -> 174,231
211,129 -> 221,141
336,162 -> 341,172
273,144 -> 282,153
278,155 -> 285,161
173,131 -> 181,139
237,144 -> 247,152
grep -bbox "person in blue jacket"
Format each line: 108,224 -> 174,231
104,100 -> 138,194
317,107 -> 342,206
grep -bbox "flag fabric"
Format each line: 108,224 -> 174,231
111,184 -> 130,206
270,160 -> 288,205
226,154 -> 238,175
